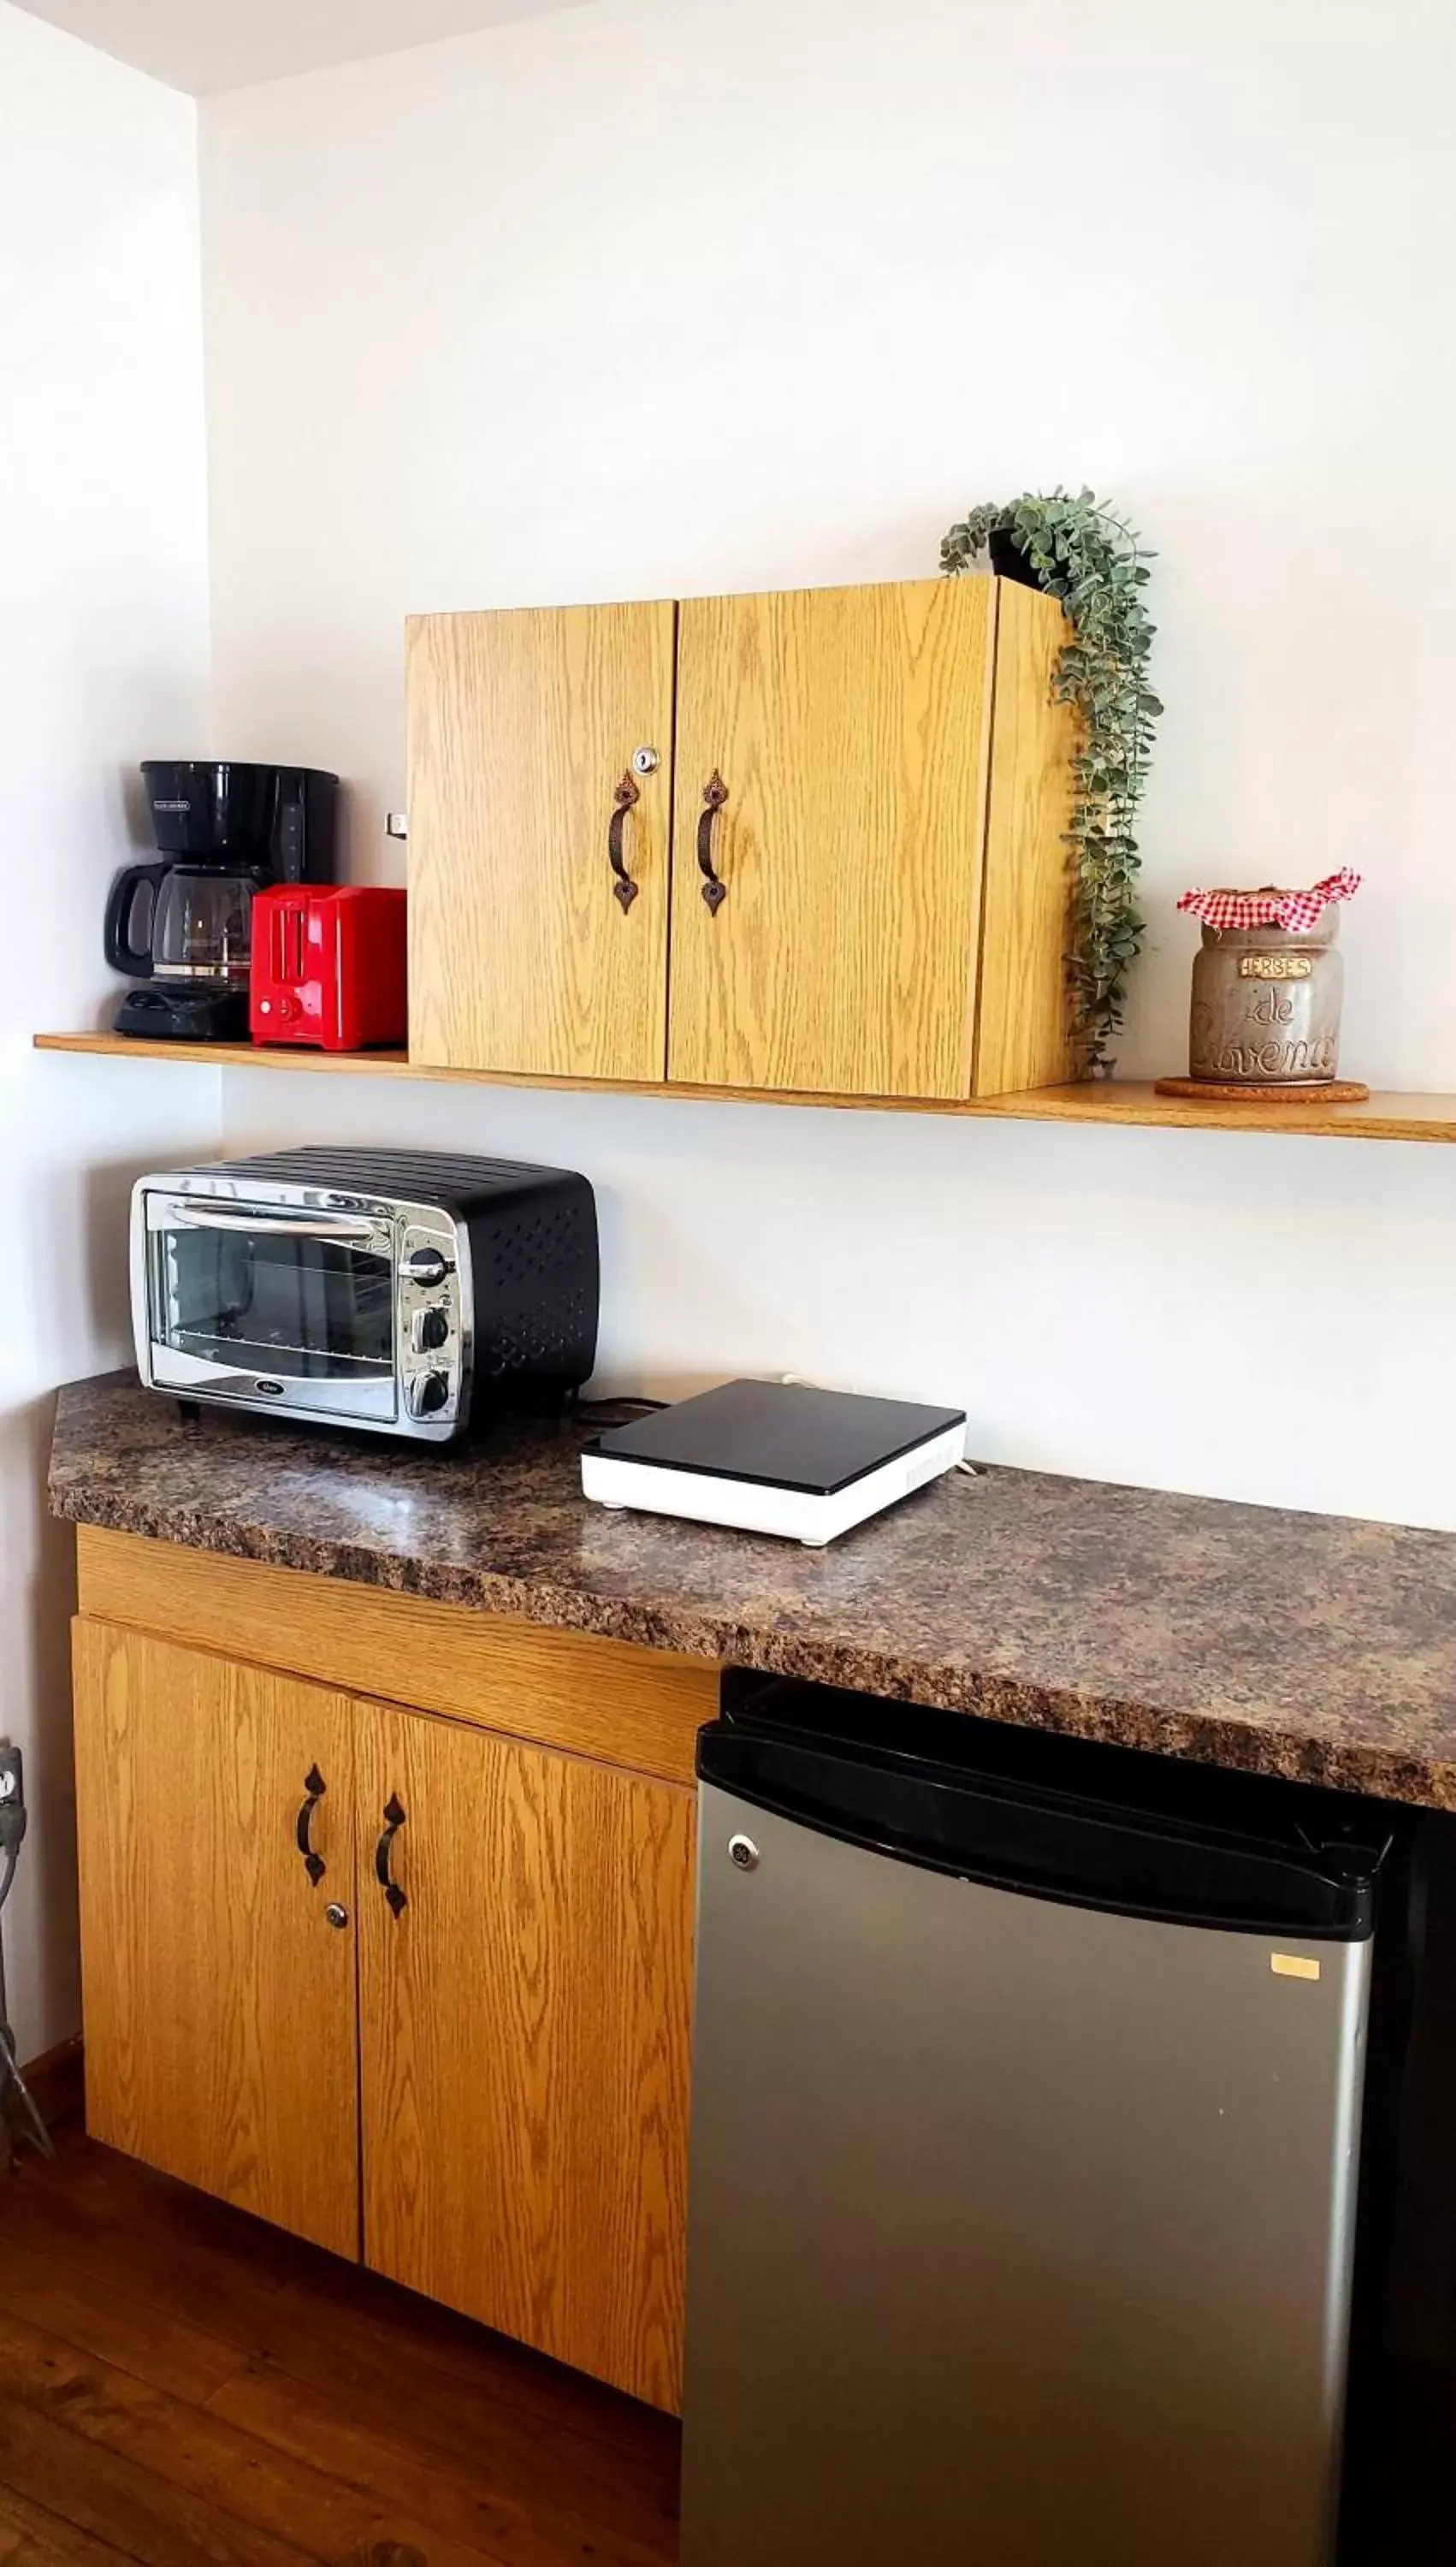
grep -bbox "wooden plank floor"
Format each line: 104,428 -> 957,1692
0,2116 -> 680,2566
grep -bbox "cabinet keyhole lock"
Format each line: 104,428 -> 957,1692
630,745 -> 660,775
728,1834 -> 760,1872
324,1901 -> 350,1930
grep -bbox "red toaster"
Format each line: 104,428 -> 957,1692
251,886 -> 407,1052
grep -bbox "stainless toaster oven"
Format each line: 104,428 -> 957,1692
130,1147 -> 599,1443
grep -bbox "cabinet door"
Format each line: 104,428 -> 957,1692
358,1704 -> 695,2411
407,602 -> 676,1081
668,577 -> 996,1100
72,1620 -> 359,2259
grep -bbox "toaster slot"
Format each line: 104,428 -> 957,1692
273,897 -> 306,986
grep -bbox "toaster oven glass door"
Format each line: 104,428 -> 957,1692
145,1199 -> 399,1422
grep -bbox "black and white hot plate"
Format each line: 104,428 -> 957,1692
581,1379 -> 967,1546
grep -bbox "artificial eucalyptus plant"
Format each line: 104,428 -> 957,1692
940,489 -> 1160,1072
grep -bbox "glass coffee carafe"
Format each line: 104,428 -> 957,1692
105,858 -> 268,1039
108,862 -> 259,984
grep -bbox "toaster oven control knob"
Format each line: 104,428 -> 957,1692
414,1306 -> 449,1354
405,1246 -> 450,1289
408,1371 -> 450,1419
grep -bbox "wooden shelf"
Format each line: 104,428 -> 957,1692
968,1082 -> 1456,1144
35,1033 -> 416,1078
32,1033 -> 1456,1142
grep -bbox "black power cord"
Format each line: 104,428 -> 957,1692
0,1747 -> 55,2171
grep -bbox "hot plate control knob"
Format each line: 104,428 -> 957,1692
407,1371 -> 450,1420
405,1246 -> 450,1289
414,1306 -> 450,1354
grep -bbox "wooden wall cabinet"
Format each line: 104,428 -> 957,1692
407,575 -> 1077,1104
407,601 -> 677,1085
71,1546 -> 702,2414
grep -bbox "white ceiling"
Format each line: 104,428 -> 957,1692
10,0 -> 589,94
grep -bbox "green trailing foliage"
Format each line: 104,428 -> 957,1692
940,489 -> 1161,1073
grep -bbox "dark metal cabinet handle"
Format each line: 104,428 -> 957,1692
375,1793 -> 408,1917
608,773 -> 640,912
697,772 -> 729,915
295,1764 -> 327,1887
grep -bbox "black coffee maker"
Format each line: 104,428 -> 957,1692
106,762 -> 338,1040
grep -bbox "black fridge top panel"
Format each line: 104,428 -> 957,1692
586,1379 -> 967,1495
701,1675 -> 1397,1940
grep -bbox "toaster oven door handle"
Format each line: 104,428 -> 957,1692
162,1204 -> 385,1245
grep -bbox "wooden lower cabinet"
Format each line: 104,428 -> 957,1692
71,1596 -> 697,2414
71,1620 -> 360,2259
358,1704 -> 695,2411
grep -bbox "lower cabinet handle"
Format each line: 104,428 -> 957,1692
375,1793 -> 408,1917
608,773 -> 641,912
295,1764 -> 327,1887
697,771 -> 729,915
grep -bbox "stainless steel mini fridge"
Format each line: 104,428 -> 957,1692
682,1680 -> 1395,2567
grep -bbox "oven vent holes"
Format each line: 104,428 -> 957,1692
489,1207 -> 587,1290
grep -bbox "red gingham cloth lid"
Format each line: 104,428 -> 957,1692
1176,869 -> 1362,934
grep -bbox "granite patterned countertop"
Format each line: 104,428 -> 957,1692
50,1370 -> 1456,1812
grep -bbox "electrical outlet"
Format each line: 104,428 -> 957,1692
0,1746 -> 24,1855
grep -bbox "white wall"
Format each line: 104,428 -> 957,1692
0,2 -> 218,2064
203,0 -> 1456,1529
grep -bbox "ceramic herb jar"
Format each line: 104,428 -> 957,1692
1176,871 -> 1361,1088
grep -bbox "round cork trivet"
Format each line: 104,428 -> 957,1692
1154,1076 -> 1370,1105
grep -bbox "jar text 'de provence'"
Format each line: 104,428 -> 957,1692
1175,872 -> 1362,1088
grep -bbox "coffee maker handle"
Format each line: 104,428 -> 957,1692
104,862 -> 170,975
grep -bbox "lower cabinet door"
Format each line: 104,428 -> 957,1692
357,1702 -> 695,2410
72,1619 -> 360,2258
